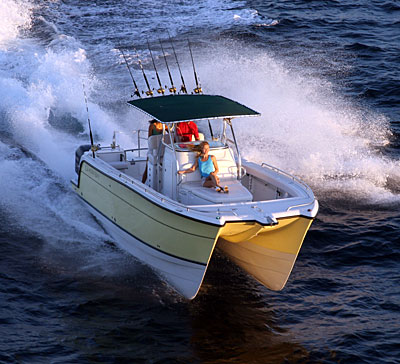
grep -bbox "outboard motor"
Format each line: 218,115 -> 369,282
75,145 -> 91,174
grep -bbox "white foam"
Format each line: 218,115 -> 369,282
0,141 -> 105,239
1,35 -> 128,177
0,3 -> 133,247
0,0 -> 33,48
193,44 -> 400,202
156,0 -> 262,32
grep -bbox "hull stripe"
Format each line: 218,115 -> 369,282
75,193 -> 207,267
81,170 -> 215,240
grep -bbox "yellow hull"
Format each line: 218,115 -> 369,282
72,161 -> 221,298
218,216 -> 314,290
72,161 -> 316,298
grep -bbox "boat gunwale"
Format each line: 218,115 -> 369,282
72,155 -> 317,227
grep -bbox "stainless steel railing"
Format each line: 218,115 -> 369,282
260,162 -> 311,191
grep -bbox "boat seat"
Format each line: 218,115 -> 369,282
179,180 -> 253,204
148,134 -> 162,150
216,159 -> 239,181
178,158 -> 238,183
148,134 -> 163,165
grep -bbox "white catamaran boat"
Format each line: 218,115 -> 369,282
71,94 -> 318,299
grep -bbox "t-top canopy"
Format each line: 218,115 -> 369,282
127,94 -> 260,123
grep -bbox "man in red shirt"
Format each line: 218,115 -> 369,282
176,121 -> 200,142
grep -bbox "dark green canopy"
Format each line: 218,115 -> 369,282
127,94 -> 260,123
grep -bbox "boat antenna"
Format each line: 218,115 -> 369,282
159,39 -> 176,94
118,47 -> 141,98
82,83 -> 95,158
135,48 -> 153,97
147,39 -> 165,95
188,39 -> 202,94
168,32 -> 187,94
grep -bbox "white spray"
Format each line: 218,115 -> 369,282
193,43 -> 399,203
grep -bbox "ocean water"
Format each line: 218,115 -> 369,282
1,0 -> 399,363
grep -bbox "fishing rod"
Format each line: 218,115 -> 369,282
188,39 -> 202,94
147,40 -> 165,95
135,48 -> 153,97
168,32 -> 187,94
82,83 -> 96,158
159,39 -> 176,94
118,47 -> 141,98
208,119 -> 214,140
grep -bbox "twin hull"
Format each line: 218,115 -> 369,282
72,160 -> 314,299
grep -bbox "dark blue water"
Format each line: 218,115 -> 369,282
1,0 -> 399,363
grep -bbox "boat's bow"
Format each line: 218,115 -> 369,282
217,160 -> 318,291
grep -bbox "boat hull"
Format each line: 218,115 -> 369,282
72,159 -> 317,298
72,161 -> 221,299
218,216 -> 314,290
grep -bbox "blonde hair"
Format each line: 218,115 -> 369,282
196,141 -> 209,157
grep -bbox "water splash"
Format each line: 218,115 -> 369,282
0,0 -> 33,48
0,1 -> 129,249
2,0 -> 399,247
194,43 -> 400,203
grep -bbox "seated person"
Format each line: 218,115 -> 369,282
176,121 -> 200,142
178,141 -> 228,193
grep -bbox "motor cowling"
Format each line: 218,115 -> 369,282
75,145 -> 91,174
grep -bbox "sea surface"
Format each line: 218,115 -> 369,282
1,0 -> 399,363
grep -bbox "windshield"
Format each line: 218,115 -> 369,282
195,119 -> 225,142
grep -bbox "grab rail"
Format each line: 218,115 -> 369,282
112,129 -> 148,158
124,148 -> 148,160
287,202 -> 314,211
224,118 -> 242,180
133,129 -> 148,157
261,162 -> 311,191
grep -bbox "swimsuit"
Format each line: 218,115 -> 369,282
151,126 -> 163,135
198,155 -> 215,178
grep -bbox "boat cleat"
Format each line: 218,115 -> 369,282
251,205 -> 278,226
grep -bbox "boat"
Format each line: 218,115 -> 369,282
71,93 -> 318,299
